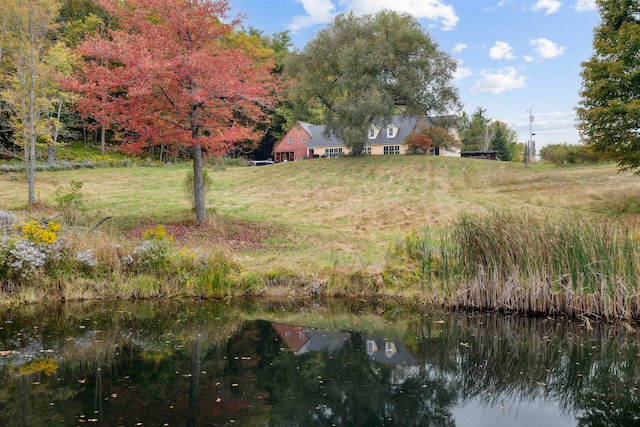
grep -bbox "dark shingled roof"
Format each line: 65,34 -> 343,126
303,116 -> 419,148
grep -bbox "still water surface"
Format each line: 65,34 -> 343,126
0,299 -> 638,426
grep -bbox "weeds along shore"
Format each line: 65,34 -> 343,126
1,206 -> 639,320
389,210 -> 640,320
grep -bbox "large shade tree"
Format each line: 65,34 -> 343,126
286,11 -> 460,155
70,0 -> 280,224
576,0 -> 640,173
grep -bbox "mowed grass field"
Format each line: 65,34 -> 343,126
1,156 -> 639,273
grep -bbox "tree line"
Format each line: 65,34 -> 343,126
0,0 -> 637,224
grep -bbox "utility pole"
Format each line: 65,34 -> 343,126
527,108 -> 534,165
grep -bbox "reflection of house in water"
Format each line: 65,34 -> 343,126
272,322 -> 350,355
363,335 -> 416,367
271,323 -> 416,367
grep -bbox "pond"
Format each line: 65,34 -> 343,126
0,298 -> 639,426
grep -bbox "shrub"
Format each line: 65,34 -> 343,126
183,169 -> 213,210
55,181 -> 85,225
539,143 -> 600,165
127,225 -> 174,274
0,211 -> 18,232
0,219 -> 63,282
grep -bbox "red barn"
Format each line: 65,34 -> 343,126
273,123 -> 312,163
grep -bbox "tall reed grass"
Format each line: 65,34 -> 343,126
398,210 -> 640,319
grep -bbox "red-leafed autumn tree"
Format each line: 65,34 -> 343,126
69,0 -> 280,224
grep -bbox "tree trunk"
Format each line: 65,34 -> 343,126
192,143 -> 205,225
20,49 -> 37,205
100,124 -> 106,155
191,103 -> 206,225
47,144 -> 55,163
48,98 -> 63,163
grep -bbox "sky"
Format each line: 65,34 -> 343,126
227,0 -> 602,149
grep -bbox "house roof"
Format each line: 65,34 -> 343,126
303,115 -> 420,148
296,329 -> 351,355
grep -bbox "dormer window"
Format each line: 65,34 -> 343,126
368,128 -> 376,139
387,126 -> 396,138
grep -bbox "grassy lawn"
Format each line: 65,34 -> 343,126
1,156 -> 639,275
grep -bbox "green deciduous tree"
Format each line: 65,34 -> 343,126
576,0 -> 640,173
286,11 -> 460,155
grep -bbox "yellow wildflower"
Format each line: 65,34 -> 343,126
142,224 -> 172,242
16,220 -> 59,245
48,221 -> 62,233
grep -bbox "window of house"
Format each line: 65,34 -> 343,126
287,138 -> 293,144
387,126 -> 396,138
299,332 -> 306,340
368,128 -> 376,139
363,146 -> 372,155
285,331 -> 291,338
325,147 -> 343,158
383,145 -> 400,155
301,137 -> 307,143
367,340 -> 377,354
385,341 -> 396,354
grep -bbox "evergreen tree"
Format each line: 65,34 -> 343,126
576,0 -> 640,173
489,121 -> 517,161
461,107 -> 491,151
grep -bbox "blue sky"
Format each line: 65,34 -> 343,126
228,0 -> 601,149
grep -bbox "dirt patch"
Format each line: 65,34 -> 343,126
125,217 -> 289,251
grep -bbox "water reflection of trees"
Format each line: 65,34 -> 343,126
0,300 -> 256,426
251,323 -> 456,426
0,300 -> 639,426
407,311 -> 640,426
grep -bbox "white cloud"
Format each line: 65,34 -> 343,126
524,55 -> 534,62
289,0 -> 336,31
347,0 -> 459,30
453,60 -> 472,80
489,41 -> 516,60
574,0 -> 596,11
471,67 -> 527,94
289,0 -> 460,31
531,0 -> 562,14
535,111 -> 575,119
452,43 -> 468,53
530,38 -> 566,59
